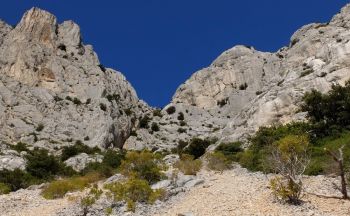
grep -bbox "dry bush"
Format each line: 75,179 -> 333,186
174,154 -> 202,175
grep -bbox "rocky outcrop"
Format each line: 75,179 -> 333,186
168,3 -> 350,144
0,8 -> 149,157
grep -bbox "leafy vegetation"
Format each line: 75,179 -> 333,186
166,106 -> 176,115
206,152 -> 231,172
174,154 -> 202,175
119,151 -> 165,184
105,177 -> 165,212
42,172 -> 102,199
61,141 -> 101,161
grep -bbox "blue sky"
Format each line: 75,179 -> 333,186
0,1 -> 349,107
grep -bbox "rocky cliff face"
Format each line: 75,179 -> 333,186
164,4 -> 350,145
0,8 -> 148,158
2,4 -> 350,159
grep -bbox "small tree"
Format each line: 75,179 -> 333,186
269,135 -> 310,204
324,146 -> 348,199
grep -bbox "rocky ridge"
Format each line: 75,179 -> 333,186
0,8 -> 151,170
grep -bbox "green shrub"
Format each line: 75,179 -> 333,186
119,151 -> 165,184
73,97 -> 82,105
177,128 -> 187,134
80,184 -> 103,215
0,183 -> 11,195
270,176 -> 303,205
239,83 -> 248,90
215,142 -> 243,160
124,108 -> 133,116
166,106 -> 176,115
174,154 -> 202,175
153,109 -> 163,117
61,142 -> 101,161
36,123 -> 44,132
139,115 -> 151,129
0,169 -> 37,191
183,138 -> 212,159
177,112 -> 184,121
10,142 -> 29,153
106,93 -> 120,102
206,152 -> 231,172
99,103 -> 107,111
26,148 -> 60,180
103,150 -> 125,168
105,177 -> 165,212
42,172 -> 102,199
151,122 -> 160,132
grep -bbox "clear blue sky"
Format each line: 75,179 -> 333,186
0,1 -> 348,107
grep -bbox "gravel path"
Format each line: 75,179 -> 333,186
1,167 -> 350,216
154,168 -> 350,216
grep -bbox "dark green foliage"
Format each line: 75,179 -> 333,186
119,151 -> 165,184
84,136 -> 90,141
61,142 -> 101,161
217,98 -> 228,107
99,103 -> 107,111
177,112 -> 185,121
106,94 -> 120,102
215,142 -> 243,161
151,122 -> 160,132
124,108 -> 133,116
103,150 -> 125,168
25,148 -> 60,180
238,122 -> 310,172
183,138 -> 212,159
36,123 -> 44,132
139,115 -> 151,129
11,142 -> 29,153
86,98 -> 91,104
153,109 -> 163,117
166,106 -> 176,115
179,121 -> 187,126
177,128 -> 187,134
130,130 -> 137,136
53,96 -> 63,102
0,169 -> 37,191
65,96 -> 72,101
239,83 -> 248,90
73,97 -> 82,105
301,82 -> 350,137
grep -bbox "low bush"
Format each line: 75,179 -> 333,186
25,148 -> 60,180
177,112 -> 184,121
183,138 -> 212,159
166,106 -> 176,115
103,150 -> 125,168
99,103 -> 107,111
41,172 -> 102,199
61,142 -> 101,161
139,115 -> 151,129
206,152 -> 231,172
10,142 -> 29,153
153,109 -> 163,117
0,169 -> 37,191
36,123 -> 44,132
270,176 -> 303,205
119,151 -> 165,184
151,122 -> 160,132
174,154 -> 202,175
105,177 -> 165,212
215,142 -> 243,161
0,183 -> 11,195
177,128 -> 187,134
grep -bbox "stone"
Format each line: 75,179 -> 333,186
64,153 -> 103,172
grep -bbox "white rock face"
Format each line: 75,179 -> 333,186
168,3 -> 350,144
0,8 -> 149,154
64,153 -> 103,172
